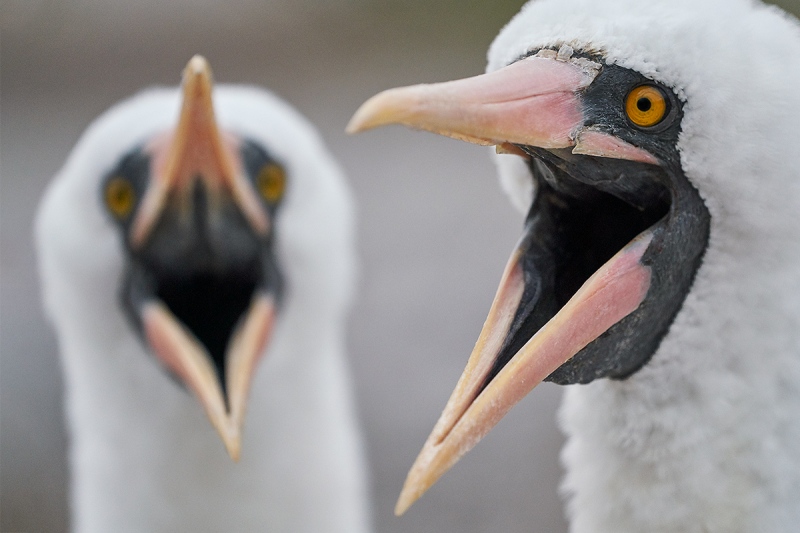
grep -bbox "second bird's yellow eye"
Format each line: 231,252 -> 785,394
104,177 -> 137,219
625,85 -> 668,128
256,163 -> 286,203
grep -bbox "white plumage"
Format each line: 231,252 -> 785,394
36,60 -> 371,532
349,0 -> 800,531
492,2 -> 800,531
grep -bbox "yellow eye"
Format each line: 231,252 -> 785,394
256,163 -> 286,203
625,85 -> 668,128
104,177 -> 137,219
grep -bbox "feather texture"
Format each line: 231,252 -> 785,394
36,86 -> 371,533
487,1 -> 800,531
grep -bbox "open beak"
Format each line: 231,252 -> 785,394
128,56 -> 276,460
349,54 -> 661,513
141,294 -> 275,461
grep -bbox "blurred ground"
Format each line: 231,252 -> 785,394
2,1 -> 797,532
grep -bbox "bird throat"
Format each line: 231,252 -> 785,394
488,146 -> 710,386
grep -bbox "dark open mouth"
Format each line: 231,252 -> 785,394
480,147 -> 672,393
118,183 -> 282,458
343,48 -> 716,511
156,268 -> 260,399
122,191 -> 276,403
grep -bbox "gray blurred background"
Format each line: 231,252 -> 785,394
2,1 -> 797,532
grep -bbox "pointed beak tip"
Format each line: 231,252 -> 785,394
181,55 -> 214,95
346,96 -> 384,134
344,114 -> 367,135
223,434 -> 242,462
347,86 -> 420,135
394,463 -> 434,516
394,490 -> 416,517
186,54 -> 212,76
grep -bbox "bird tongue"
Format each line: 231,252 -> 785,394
141,293 -> 275,460
394,229 -> 653,515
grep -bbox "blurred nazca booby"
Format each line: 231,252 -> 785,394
349,0 -> 800,531
37,56 -> 371,533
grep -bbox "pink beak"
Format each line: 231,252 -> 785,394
131,56 -> 277,460
348,53 -> 661,513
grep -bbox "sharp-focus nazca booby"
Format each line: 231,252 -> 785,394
36,56 -> 371,533
349,0 -> 800,530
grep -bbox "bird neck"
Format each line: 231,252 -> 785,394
558,240 -> 800,533
59,315 -> 368,533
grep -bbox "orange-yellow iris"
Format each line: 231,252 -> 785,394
105,177 -> 136,219
626,85 -> 667,128
256,163 -> 286,203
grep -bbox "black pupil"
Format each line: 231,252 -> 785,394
637,97 -> 652,112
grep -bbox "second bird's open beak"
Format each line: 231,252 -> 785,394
129,56 -> 277,461
349,53 -> 660,513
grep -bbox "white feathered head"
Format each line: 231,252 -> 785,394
348,0 -> 800,513
37,56 -> 355,459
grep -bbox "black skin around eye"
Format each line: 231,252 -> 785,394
101,147 -> 150,229
239,139 -> 286,215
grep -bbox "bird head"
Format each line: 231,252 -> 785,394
348,0 -> 800,515
37,56 -> 355,460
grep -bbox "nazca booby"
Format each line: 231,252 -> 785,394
348,0 -> 800,530
36,56 -> 371,533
